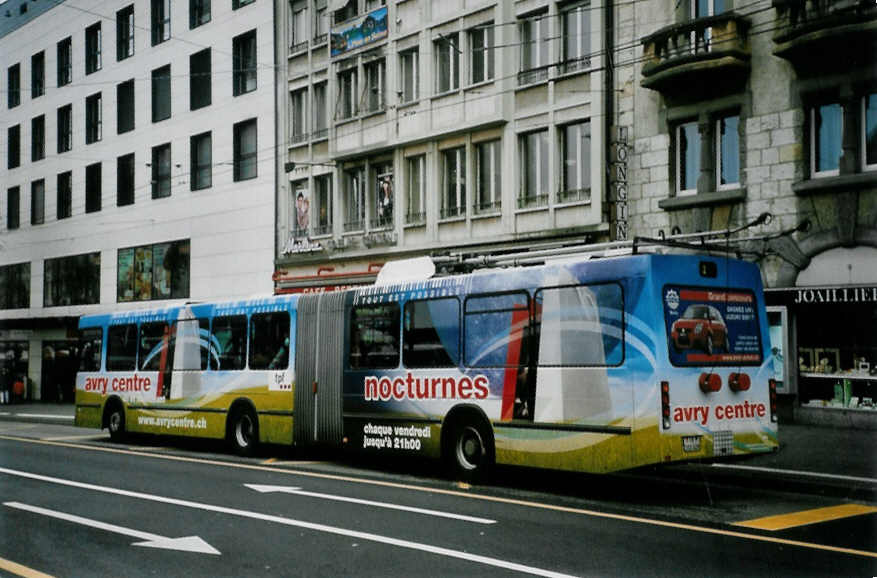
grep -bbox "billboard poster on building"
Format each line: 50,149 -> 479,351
330,6 -> 388,57
117,248 -> 135,302
152,242 -> 171,299
135,247 -> 153,301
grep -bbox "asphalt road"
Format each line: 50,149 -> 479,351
0,421 -> 874,577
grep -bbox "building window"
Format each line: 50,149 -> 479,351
85,92 -> 102,144
152,65 -> 171,122
85,22 -> 102,75
290,89 -> 307,144
560,121 -> 591,203
676,121 -> 700,195
435,33 -> 459,94
313,174 -> 332,235
373,164 -> 393,229
152,143 -> 172,198
362,58 -> 385,113
31,51 -> 45,98
865,94 -> 877,170
475,139 -> 501,213
7,64 -> 20,108
190,0 -> 210,28
399,48 -> 418,103
57,37 -> 72,87
233,30 -> 257,96
406,155 -> 425,225
344,166 -> 365,231
117,153 -> 135,206
313,82 -> 327,139
0,263 -> 30,310
57,171 -> 72,219
333,0 -> 356,24
442,146 -> 466,219
190,49 -> 212,110
470,23 -> 494,85
337,67 -> 357,120
314,0 -> 328,44
117,5 -> 135,60
233,118 -> 257,181
152,0 -> 171,45
44,252 -> 101,307
7,186 -> 20,230
811,103 -> 842,177
520,14 -> 548,85
57,104 -> 72,153
717,115 -> 740,188
520,130 -> 549,207
292,180 -> 309,235
190,131 -> 212,190
290,1 -> 308,53
561,3 -> 590,74
233,0 -> 255,9
85,163 -> 102,213
31,180 -> 45,225
117,79 -> 135,134
117,239 -> 189,302
7,125 -> 20,169
31,115 -> 45,162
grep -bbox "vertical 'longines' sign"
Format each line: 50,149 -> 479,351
610,126 -> 629,241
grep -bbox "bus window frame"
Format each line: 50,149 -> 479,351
248,310 -> 291,370
348,301 -> 401,370
463,290 -> 531,368
209,314 -> 248,371
402,296 -> 461,369
106,323 -> 138,372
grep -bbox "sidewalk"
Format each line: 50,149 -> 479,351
1,402 -> 875,489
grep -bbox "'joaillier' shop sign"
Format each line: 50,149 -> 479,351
793,286 -> 877,304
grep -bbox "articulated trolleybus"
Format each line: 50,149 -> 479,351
75,240 -> 779,479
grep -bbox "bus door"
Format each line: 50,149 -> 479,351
294,291 -> 345,446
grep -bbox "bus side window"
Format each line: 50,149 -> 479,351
107,324 -> 137,371
173,318 -> 208,370
349,303 -> 400,369
139,322 -> 170,371
249,312 -> 291,370
210,315 -> 247,371
403,298 -> 459,368
533,283 -> 624,367
78,328 -> 103,372
463,292 -> 530,367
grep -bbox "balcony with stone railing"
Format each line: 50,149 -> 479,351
641,13 -> 751,100
772,0 -> 877,72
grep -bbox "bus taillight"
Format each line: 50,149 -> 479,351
728,373 -> 751,392
768,378 -> 778,423
661,381 -> 671,430
698,373 -> 722,393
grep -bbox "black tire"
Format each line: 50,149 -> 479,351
106,403 -> 126,443
445,417 -> 493,483
228,406 -> 259,457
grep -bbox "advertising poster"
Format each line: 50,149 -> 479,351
663,285 -> 763,366
330,6 -> 388,57
117,248 -> 135,302
376,174 -> 393,226
135,247 -> 153,301
294,188 -> 310,235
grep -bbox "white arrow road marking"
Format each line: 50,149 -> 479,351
245,484 -> 496,524
0,467 -> 575,578
4,502 -> 220,555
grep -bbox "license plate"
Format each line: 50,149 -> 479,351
682,435 -> 702,453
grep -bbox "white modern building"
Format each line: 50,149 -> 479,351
0,0 -> 278,400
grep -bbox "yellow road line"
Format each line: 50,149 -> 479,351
2,434 -> 876,560
40,434 -> 106,441
0,555 -> 54,578
733,504 -> 877,531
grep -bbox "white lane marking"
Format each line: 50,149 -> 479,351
710,463 -> 877,485
245,484 -> 496,525
11,414 -> 74,420
4,502 -> 220,555
0,468 -> 574,578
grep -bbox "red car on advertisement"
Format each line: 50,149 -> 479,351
670,304 -> 729,355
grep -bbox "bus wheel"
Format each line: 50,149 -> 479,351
106,403 -> 126,443
446,418 -> 493,482
228,406 -> 258,457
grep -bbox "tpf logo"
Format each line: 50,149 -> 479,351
665,289 -> 679,311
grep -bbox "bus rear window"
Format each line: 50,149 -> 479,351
663,285 -> 762,366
